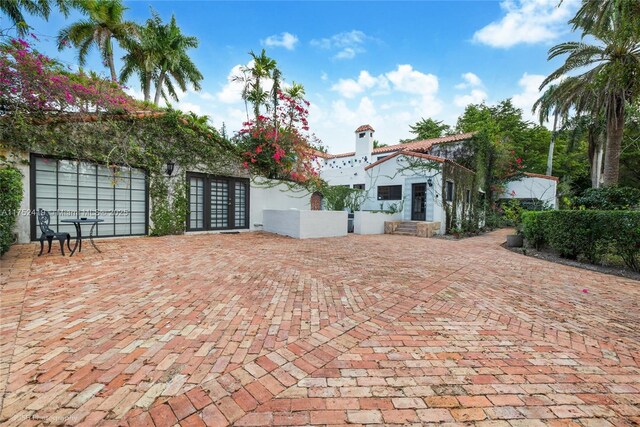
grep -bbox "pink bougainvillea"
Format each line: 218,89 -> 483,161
0,38 -> 140,114
236,91 -> 323,185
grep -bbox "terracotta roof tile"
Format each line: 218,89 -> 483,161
364,150 -> 476,175
372,132 -> 477,154
355,124 -> 375,133
325,132 -> 477,159
521,172 -> 560,182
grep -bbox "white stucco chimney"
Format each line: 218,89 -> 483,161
355,124 -> 374,161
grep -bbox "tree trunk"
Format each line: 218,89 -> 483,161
143,73 -> 151,103
591,132 -> 605,188
106,38 -> 117,82
153,71 -> 166,106
602,98 -> 624,186
546,111 -> 558,176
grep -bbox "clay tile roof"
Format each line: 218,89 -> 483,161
364,150 -> 476,175
364,151 -> 446,171
355,124 -> 375,133
521,172 -> 560,182
372,132 -> 477,155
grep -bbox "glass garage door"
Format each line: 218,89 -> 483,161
32,155 -> 147,239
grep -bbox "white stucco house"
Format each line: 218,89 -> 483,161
317,124 -> 558,234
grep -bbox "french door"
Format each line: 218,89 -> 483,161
187,173 -> 249,231
411,183 -> 426,221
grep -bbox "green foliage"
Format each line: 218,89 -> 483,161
322,186 -> 364,212
521,210 -> 640,271
402,117 -> 451,142
149,175 -> 188,236
575,186 -> 640,210
0,109 -> 241,237
0,167 -> 23,256
58,0 -> 137,81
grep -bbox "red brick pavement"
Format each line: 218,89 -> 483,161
1,229 -> 638,426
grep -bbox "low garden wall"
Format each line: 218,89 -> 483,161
354,211 -> 403,235
263,209 -> 347,239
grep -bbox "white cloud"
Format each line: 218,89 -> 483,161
512,72 -> 546,123
331,70 -> 388,98
261,32 -> 299,50
454,89 -> 488,107
454,72 -> 487,107
473,0 -> 579,48
455,72 -> 482,89
217,64 -> 245,104
386,64 -> 438,97
311,30 -> 370,60
309,64 -> 445,151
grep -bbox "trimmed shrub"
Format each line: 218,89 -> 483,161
575,186 -> 640,210
521,210 -> 640,271
0,167 -> 23,256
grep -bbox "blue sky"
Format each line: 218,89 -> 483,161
14,0 -> 581,153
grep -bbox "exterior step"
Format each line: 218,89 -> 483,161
385,221 -> 441,238
393,231 -> 417,236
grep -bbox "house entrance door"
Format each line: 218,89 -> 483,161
187,173 -> 249,231
411,183 -> 426,221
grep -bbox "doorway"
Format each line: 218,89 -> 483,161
411,183 -> 426,221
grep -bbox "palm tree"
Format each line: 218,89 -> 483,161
119,23 -> 155,102
534,78 -> 605,187
57,0 -> 136,81
235,49 -> 277,120
149,13 -> 202,106
1,0 -> 70,36
540,7 -> 640,186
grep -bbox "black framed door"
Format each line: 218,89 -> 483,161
187,173 -> 249,231
411,183 -> 426,221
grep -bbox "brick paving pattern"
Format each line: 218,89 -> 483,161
1,229 -> 638,426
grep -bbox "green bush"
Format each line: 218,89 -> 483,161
0,167 -> 23,256
521,210 -> 640,271
575,186 -> 640,210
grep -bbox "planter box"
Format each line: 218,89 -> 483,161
263,209 -> 348,239
506,234 -> 524,247
354,211 -> 403,235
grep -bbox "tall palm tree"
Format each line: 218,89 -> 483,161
1,0 -> 70,36
119,23 -> 155,103
236,49 -> 277,120
57,0 -> 136,81
148,13 -> 202,106
535,76 -> 607,187
540,6 -> 640,186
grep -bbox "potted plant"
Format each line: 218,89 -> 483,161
503,199 -> 524,247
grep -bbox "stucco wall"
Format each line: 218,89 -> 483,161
10,151 -> 31,244
249,179 -> 311,230
263,210 -> 348,239
503,176 -> 558,209
354,211 -> 402,234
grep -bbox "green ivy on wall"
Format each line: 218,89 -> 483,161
0,166 -> 23,255
0,110 -> 242,237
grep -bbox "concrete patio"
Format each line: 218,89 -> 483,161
1,229 -> 638,426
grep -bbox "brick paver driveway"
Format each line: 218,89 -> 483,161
1,229 -> 639,426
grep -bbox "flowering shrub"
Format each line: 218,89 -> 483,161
236,91 -> 323,186
0,37 -> 140,114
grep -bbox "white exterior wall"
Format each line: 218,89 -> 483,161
249,179 -> 311,230
362,155 -> 444,222
353,211 -> 402,234
10,151 -> 31,244
503,176 -> 558,209
263,210 -> 347,239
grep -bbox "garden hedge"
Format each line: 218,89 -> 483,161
0,167 -> 23,256
521,210 -> 640,272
